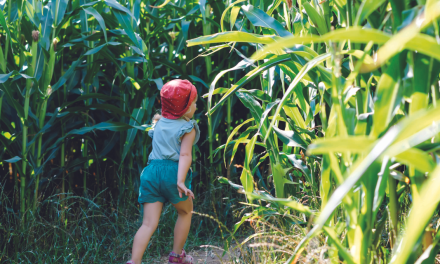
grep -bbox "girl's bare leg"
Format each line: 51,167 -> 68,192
130,202 -> 163,264
172,198 -> 193,253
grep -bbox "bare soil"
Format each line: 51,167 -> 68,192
155,246 -> 235,264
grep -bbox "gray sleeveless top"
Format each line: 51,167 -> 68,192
147,117 -> 200,162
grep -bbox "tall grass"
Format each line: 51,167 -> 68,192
0,178 -> 242,263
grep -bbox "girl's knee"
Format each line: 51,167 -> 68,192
142,220 -> 159,229
177,207 -> 193,216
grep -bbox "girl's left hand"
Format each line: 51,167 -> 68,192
177,182 -> 195,200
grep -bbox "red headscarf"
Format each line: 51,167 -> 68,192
160,79 -> 197,119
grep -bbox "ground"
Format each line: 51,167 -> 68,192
155,246 -> 234,264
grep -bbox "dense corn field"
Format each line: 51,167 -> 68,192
1,0 -> 440,263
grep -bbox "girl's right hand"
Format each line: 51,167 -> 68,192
177,182 -> 195,200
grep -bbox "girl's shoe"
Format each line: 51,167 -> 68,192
168,249 -> 194,264
125,261 -> 135,264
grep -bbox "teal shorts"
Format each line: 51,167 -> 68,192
138,159 -> 192,204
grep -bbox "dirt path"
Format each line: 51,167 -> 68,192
156,246 -> 235,264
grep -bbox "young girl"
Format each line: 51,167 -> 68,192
127,79 -> 199,264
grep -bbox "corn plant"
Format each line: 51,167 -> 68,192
189,0 -> 440,262
1,0 -> 254,261
0,0 -> 235,222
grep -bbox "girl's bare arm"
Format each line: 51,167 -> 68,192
177,128 -> 196,199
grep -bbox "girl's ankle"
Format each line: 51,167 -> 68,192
172,248 -> 182,254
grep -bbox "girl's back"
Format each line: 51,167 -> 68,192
148,117 -> 200,162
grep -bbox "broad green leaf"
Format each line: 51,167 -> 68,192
33,146 -> 61,176
393,102 -> 440,143
273,126 -> 308,149
279,61 -> 313,83
303,2 -> 328,35
247,191 -> 312,214
187,31 -> 278,47
149,78 -> 164,90
309,126 -> 400,239
153,58 -> 187,77
354,0 -> 387,26
283,103 -> 307,129
220,0 -> 246,32
49,122 -> 139,151
232,213 -> 252,234
320,155 -> 331,209
230,6 -> 241,31
202,88 -> 229,97
266,0 -> 282,16
207,57 -> 255,109
39,6 -> 54,50
51,0 -> 68,26
235,91 -> 281,166
258,99 -> 279,133
308,103 -> 440,246
84,7 -> 107,42
370,56 -> 401,138
322,226 -> 356,264
188,75 -> 208,88
307,136 -> 375,154
0,80 -> 25,119
0,72 -> 14,83
114,10 -> 140,50
218,176 -> 245,192
117,55 -> 148,63
251,27 -> 440,64
235,92 -> 264,126
123,76 -> 141,90
251,27 -> 390,60
390,165 -> 440,264
224,118 -> 254,166
25,1 -> 39,26
4,156 -> 22,163
219,177 -> 312,213
286,154 -> 312,184
200,0 -> 207,23
241,5 -> 292,37
84,43 -> 107,55
0,5 -> 13,53
415,230 -> 440,264
104,0 -> 138,23
410,53 -> 440,114
394,148 -> 435,174
229,137 -> 251,165
360,2 -> 440,72
209,55 -> 291,115
121,108 -> 145,164
271,161 -> 290,198
263,53 -> 330,144
372,158 -> 390,220
67,104 -> 131,117
240,134 -> 258,195
60,93 -> 124,109
175,20 -> 191,53
239,89 -> 272,102
51,58 -> 83,92
151,0 -> 172,8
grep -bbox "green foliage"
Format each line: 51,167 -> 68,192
2,0 -> 440,263
190,0 -> 440,263
0,0 -> 247,261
